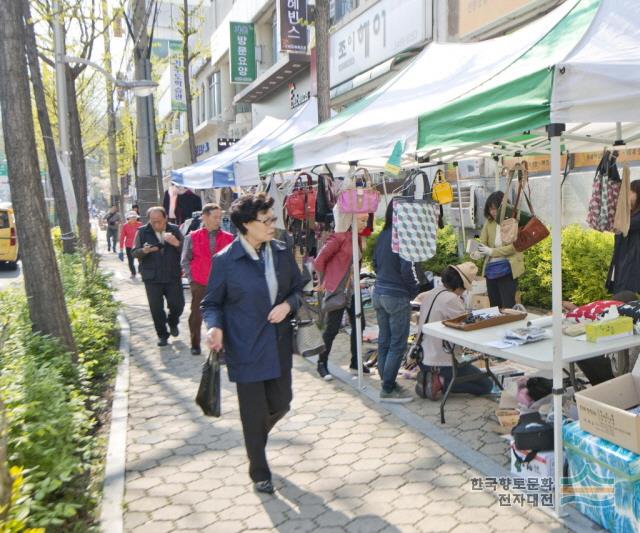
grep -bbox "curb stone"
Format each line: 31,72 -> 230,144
100,311 -> 131,533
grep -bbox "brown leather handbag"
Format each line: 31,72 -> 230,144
512,164 -> 549,252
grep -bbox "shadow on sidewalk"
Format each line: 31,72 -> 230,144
259,476 -> 401,532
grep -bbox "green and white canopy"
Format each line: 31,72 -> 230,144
259,0 -> 640,173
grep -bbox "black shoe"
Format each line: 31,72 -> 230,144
169,325 -> 179,337
350,364 -> 370,374
191,347 -> 201,356
254,480 -> 274,494
157,337 -> 168,347
317,361 -> 333,381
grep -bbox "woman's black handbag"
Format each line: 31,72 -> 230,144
511,411 -> 553,451
195,350 -> 221,417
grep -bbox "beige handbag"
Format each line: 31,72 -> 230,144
499,165 -> 524,245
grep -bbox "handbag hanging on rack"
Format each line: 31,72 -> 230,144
393,170 -> 438,262
285,173 -> 316,221
511,164 -> 550,252
431,169 -> 454,205
499,164 -> 523,245
586,150 -> 622,232
337,168 -> 380,214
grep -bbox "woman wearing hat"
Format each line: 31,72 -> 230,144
119,211 -> 143,278
417,262 -> 493,400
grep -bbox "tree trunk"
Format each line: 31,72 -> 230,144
66,67 -> 93,250
0,0 -> 76,355
315,0 -> 331,123
101,0 -> 120,212
22,0 -> 76,254
183,0 -> 197,164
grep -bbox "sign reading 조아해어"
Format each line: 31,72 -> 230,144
230,22 -> 257,84
280,0 -> 308,53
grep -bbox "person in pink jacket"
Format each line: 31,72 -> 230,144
313,210 -> 369,381
119,211 -> 142,278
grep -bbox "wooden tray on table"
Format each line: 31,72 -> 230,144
442,309 -> 528,331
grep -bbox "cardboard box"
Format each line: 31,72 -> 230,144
585,317 -> 633,343
509,439 -> 555,481
575,362 -> 640,454
563,421 -> 640,533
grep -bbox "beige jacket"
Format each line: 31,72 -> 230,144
479,220 -> 524,279
419,288 -> 466,367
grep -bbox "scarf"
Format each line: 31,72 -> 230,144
240,236 -> 278,305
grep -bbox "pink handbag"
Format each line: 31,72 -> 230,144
338,168 -> 380,214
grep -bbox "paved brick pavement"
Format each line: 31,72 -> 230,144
101,249 -> 572,533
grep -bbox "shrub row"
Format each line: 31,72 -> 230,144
0,248 -> 120,532
364,223 -> 615,309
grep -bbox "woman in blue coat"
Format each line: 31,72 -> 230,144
202,193 -> 304,495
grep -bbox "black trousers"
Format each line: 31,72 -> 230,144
236,368 -> 292,482
143,281 -> 185,338
106,227 -> 118,251
125,247 -> 136,276
321,294 -> 365,367
486,274 -> 518,309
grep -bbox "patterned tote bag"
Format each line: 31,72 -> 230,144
393,171 -> 438,262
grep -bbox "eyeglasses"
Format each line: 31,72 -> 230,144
255,216 -> 278,226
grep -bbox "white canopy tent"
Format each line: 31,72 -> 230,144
257,0 -> 640,518
170,99 -> 318,189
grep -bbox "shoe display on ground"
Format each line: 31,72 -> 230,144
191,347 -> 201,356
317,362 -> 333,381
254,480 -> 275,494
169,325 -> 179,337
157,337 -> 168,347
380,384 -> 413,403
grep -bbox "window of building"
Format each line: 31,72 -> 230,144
272,11 -> 278,64
208,71 -> 222,118
331,0 -> 358,25
200,83 -> 206,123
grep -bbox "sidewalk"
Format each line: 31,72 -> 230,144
102,248 -> 569,533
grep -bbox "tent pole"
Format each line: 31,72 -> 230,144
454,164 -> 466,253
616,122 -> 623,142
352,213 -> 364,390
549,126 -> 566,518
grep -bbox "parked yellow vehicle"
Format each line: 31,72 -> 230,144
0,204 -> 18,269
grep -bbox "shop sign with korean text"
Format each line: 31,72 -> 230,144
280,0 -> 308,53
169,41 -> 187,112
329,0 -> 430,88
230,22 -> 257,83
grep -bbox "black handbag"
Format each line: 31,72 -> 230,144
511,411 -> 553,451
195,350 -> 221,417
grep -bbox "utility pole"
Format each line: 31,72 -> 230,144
101,0 -> 120,211
132,0 -> 161,220
315,0 -> 331,123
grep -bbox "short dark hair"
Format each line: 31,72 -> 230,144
383,199 -> 394,231
441,266 -> 465,291
230,193 -> 275,235
484,191 -> 505,221
202,203 -> 221,216
631,180 -> 640,215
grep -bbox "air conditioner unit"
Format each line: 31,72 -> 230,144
443,184 -> 478,229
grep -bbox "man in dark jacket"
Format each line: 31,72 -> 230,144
133,207 -> 185,346
372,201 -> 420,402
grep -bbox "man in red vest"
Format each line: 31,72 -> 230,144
181,203 -> 234,355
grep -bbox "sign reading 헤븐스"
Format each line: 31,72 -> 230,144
230,22 -> 256,84
280,0 -> 308,53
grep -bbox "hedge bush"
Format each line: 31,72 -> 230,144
363,221 -> 616,309
0,249 -> 119,531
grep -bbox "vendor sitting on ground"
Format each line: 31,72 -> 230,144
418,262 -> 494,400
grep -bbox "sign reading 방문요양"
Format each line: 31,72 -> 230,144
280,0 -> 308,53
329,0 -> 428,88
230,22 -> 257,84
